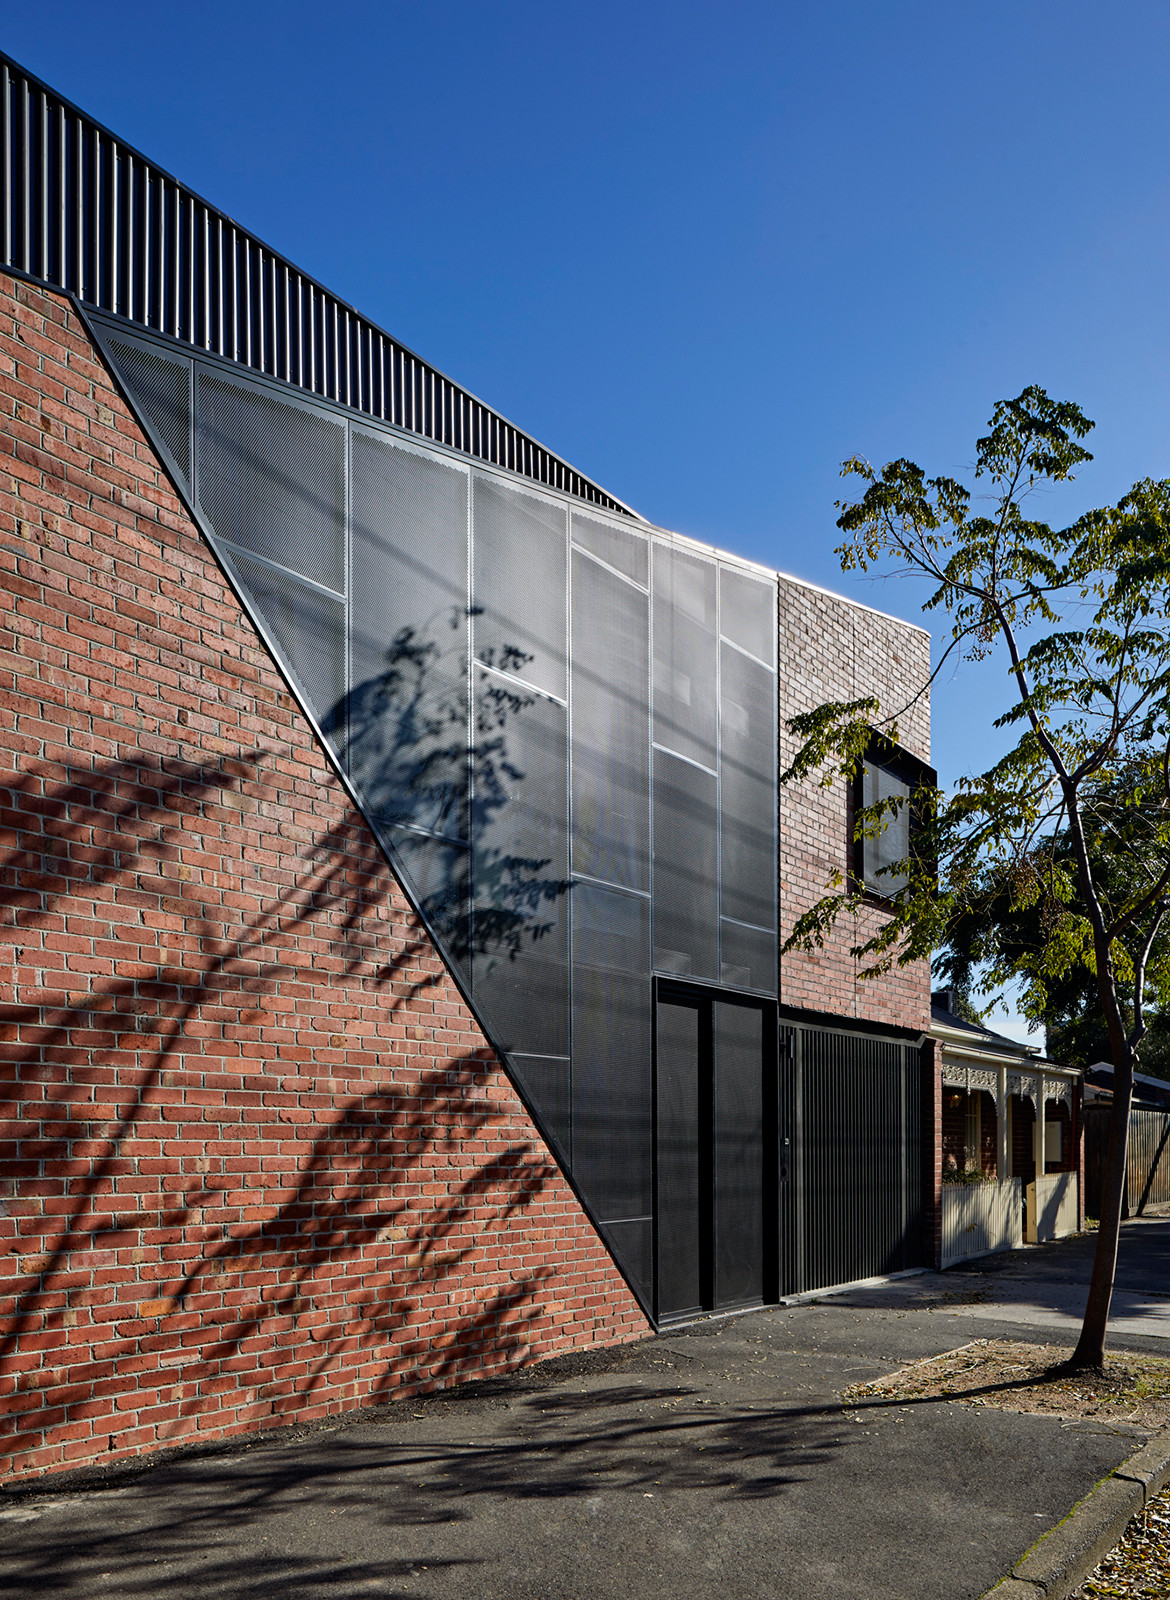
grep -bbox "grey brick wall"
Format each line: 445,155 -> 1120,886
777,574 -> 931,1031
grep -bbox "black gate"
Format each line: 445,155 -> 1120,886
655,985 -> 777,1320
655,998 -> 926,1321
784,1023 -> 926,1294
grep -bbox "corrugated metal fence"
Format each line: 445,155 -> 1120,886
0,52 -> 633,516
1084,1103 -> 1170,1217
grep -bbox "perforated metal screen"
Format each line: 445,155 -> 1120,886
570,882 -> 652,1230
570,549 -> 650,892
97,319 -> 789,1322
471,673 -> 569,1057
653,545 -> 718,770
348,429 -> 470,840
652,749 -> 719,981
107,335 -> 191,484
571,510 -> 649,587
197,367 -> 345,594
719,642 -> 777,932
473,475 -> 567,700
222,547 -> 345,728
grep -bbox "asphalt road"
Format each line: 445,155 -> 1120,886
4,1219 -> 1169,1600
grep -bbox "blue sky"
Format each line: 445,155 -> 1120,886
9,2 -> 1169,1038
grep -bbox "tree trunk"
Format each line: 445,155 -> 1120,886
1070,1051 -> 1134,1369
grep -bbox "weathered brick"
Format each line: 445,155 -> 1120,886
777,577 -> 931,1029
0,273 -> 650,1484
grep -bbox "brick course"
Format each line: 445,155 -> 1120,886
0,275 -> 649,1482
777,575 -> 931,1030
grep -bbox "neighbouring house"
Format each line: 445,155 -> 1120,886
931,992 -> 1081,1267
0,52 -> 935,1481
1084,1062 -> 1170,1111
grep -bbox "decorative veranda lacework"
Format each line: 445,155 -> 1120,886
941,1064 -> 999,1093
941,1062 -> 1074,1112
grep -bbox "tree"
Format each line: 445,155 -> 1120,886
937,824 -> 1170,1080
782,387 -> 1170,1368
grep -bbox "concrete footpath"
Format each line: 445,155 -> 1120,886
4,1220 -> 1170,1600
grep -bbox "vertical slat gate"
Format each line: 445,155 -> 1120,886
798,1025 -> 925,1292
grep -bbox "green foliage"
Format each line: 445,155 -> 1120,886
784,386 -> 1170,1075
936,809 -> 1170,1076
941,1164 -> 994,1186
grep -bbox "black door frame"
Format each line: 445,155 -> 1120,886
652,978 -> 780,1323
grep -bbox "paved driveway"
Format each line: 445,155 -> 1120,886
835,1211 -> 1170,1343
3,1221 -> 1169,1600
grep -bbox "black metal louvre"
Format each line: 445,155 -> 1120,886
0,51 -> 635,516
795,1024 -> 926,1291
654,1006 -> 926,1319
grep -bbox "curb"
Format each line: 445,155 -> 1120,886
982,1429 -> 1170,1598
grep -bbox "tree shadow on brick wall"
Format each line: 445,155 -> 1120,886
0,736 -> 572,1474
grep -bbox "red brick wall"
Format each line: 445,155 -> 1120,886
979,1092 -> 998,1177
0,274 -> 650,1483
1011,1096 -> 1036,1185
777,576 -> 931,1030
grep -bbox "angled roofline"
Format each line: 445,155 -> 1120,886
0,48 -> 642,519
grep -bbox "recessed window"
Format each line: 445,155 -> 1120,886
859,755 -> 912,897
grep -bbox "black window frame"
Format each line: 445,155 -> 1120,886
852,734 -> 935,903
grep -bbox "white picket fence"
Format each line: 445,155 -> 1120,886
941,1178 -> 1023,1267
1026,1170 -> 1078,1244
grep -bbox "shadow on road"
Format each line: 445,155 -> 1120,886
0,1377 -> 850,1597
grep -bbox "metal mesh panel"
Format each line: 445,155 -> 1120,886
601,1218 -> 654,1303
720,919 -> 776,994
472,475 -> 567,699
720,642 -> 776,931
800,1030 -> 923,1291
720,567 -> 775,666
196,366 -> 345,593
572,511 -> 649,588
656,999 -> 702,1318
385,826 -> 471,974
106,333 -> 190,483
570,550 -> 650,891
570,882 -> 652,1224
510,1054 -> 571,1157
222,548 -> 345,732
347,429 -> 469,838
652,749 -> 718,980
714,1001 -> 765,1307
652,544 -> 717,768
471,675 -> 568,1056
